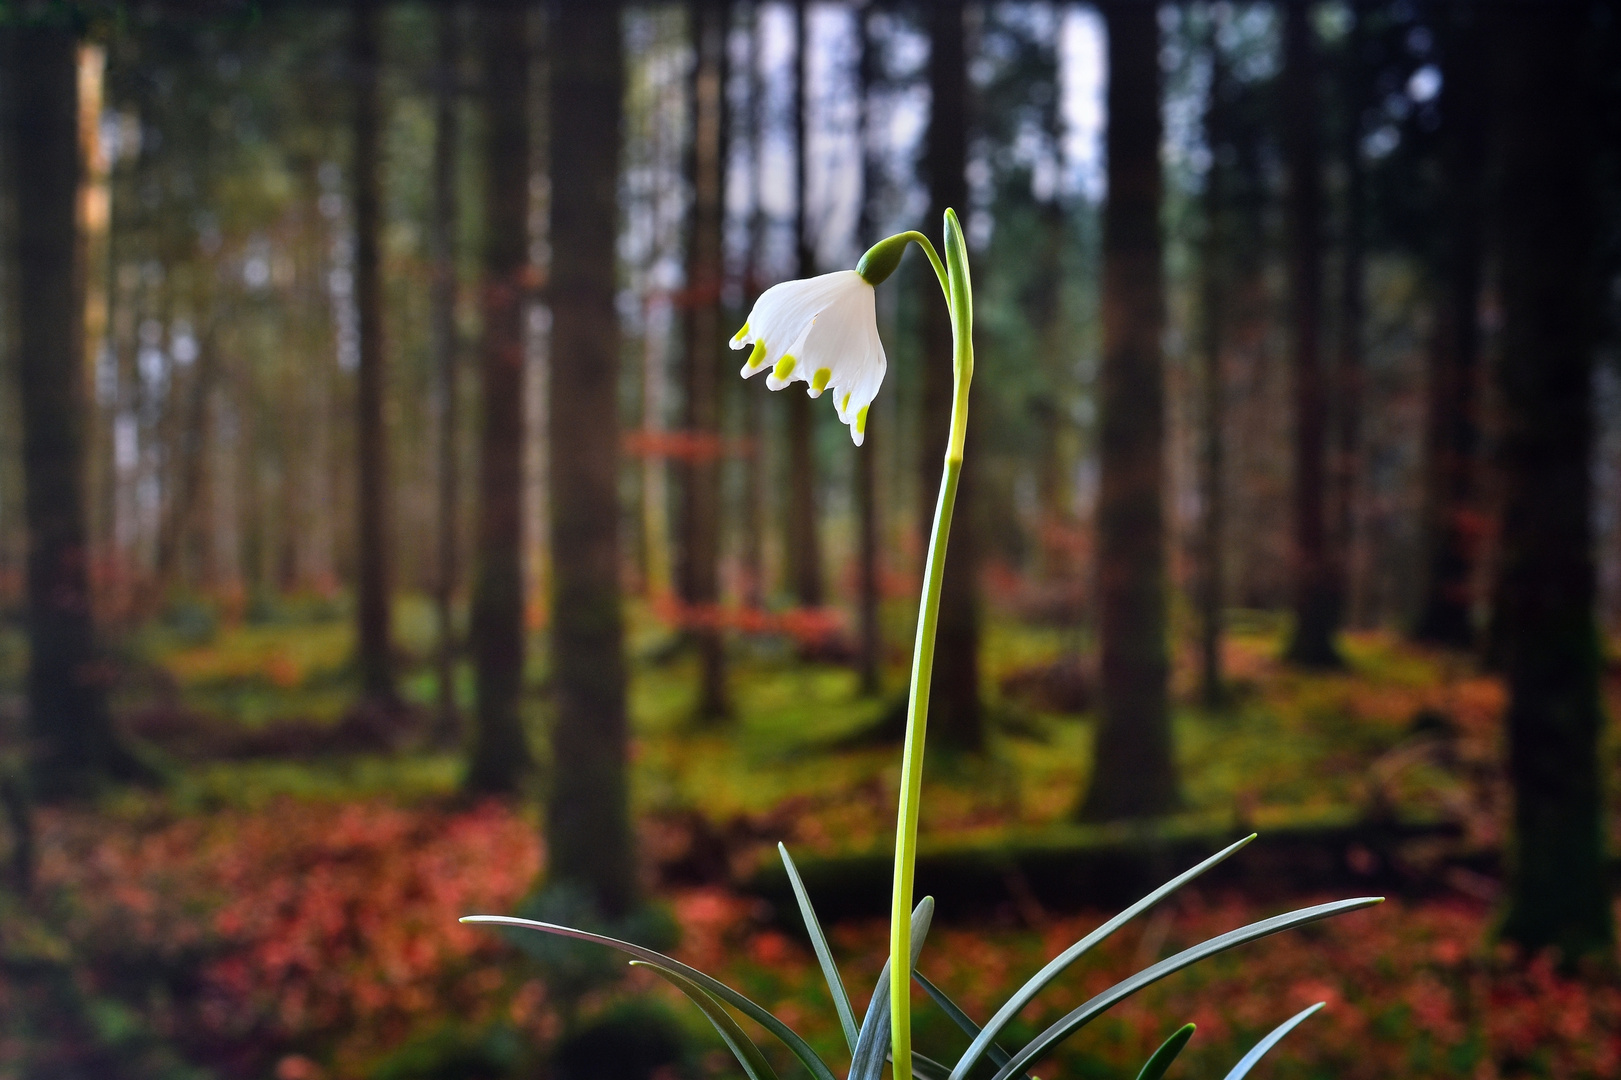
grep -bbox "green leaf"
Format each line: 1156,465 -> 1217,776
850,897 -> 934,1080
1221,1003 -> 1323,1080
913,970 -> 1031,1080
1134,1024 -> 1195,1080
950,835 -> 1256,1080
779,843 -> 859,1051
461,915 -> 836,1080
631,961 -> 779,1080
987,897 -> 1382,1080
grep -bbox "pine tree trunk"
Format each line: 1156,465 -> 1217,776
1414,1 -> 1485,648
919,0 -> 982,752
1196,27 -> 1228,710
466,0 -> 535,794
547,0 -> 636,918
1080,0 -> 1175,820
786,0 -> 823,612
1492,1 -> 1611,963
855,4 -> 882,697
681,0 -> 730,721
352,0 -> 398,706
1281,0 -> 1339,668
431,4 -> 464,746
6,23 -> 145,798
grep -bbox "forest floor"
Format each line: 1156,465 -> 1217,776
0,599 -> 1618,1079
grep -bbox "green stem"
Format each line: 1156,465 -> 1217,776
890,211 -> 973,1080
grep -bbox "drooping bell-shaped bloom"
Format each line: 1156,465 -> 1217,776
731,269 -> 885,446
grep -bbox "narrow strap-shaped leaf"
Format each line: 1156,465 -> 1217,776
950,835 -> 1257,1080
1134,1024 -> 1195,1080
780,843 -> 859,1051
913,971 -> 1031,1080
633,961 -> 781,1080
1221,1003 -> 1323,1080
849,897 -> 934,1080
461,915 -> 836,1080
988,897 -> 1381,1080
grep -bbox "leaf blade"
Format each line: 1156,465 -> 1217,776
780,843 -> 859,1052
950,835 -> 1257,1080
988,897 -> 1381,1080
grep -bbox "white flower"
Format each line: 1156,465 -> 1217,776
731,269 -> 886,446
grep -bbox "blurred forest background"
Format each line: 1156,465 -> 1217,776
2,1 -> 1621,1078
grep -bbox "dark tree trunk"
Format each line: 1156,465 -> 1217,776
6,23 -> 145,799
919,0 -> 982,752
1414,2 -> 1486,648
1281,0 -> 1339,668
352,0 -> 398,707
466,0 -> 535,794
1332,3 -> 1366,635
786,0 -> 823,611
1492,2 -> 1611,962
1196,26 -> 1228,710
548,0 -> 636,918
681,0 -> 730,722
1080,0 -> 1175,820
431,4 -> 464,747
855,5 -> 882,697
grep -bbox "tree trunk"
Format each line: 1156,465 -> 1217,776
431,4 -> 464,747
786,0 -> 823,613
919,0 -> 982,752
681,0 -> 730,722
1079,0 -> 1175,820
854,3 -> 882,697
466,0 -> 535,794
1414,2 -> 1485,648
1281,0 -> 1339,668
548,0 -> 636,918
352,0 -> 398,706
1196,24 -> 1228,710
1332,3 -> 1366,635
1492,2 -> 1611,963
5,23 -> 145,798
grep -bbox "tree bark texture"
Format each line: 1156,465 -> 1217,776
467,0 -> 535,794
786,0 -> 823,611
6,23 -> 143,798
547,0 -> 636,918
352,0 -> 398,706
1196,28 -> 1228,710
1281,0 -> 1339,667
1080,0 -> 1175,820
432,4 -> 464,746
1491,1 -> 1611,962
681,0 -> 730,721
919,0 -> 982,752
1414,2 -> 1485,648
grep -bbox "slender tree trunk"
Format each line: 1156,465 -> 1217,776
352,0 -> 398,706
786,0 -> 823,612
431,4 -> 464,746
466,0 -> 536,794
6,23 -> 145,798
1492,2 -> 1611,963
855,4 -> 882,697
1080,0 -> 1175,820
919,0 -> 982,752
1196,26 -> 1228,710
1414,1 -> 1485,648
1332,3 -> 1366,635
1281,0 -> 1339,668
548,0 -> 636,918
682,0 -> 730,721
